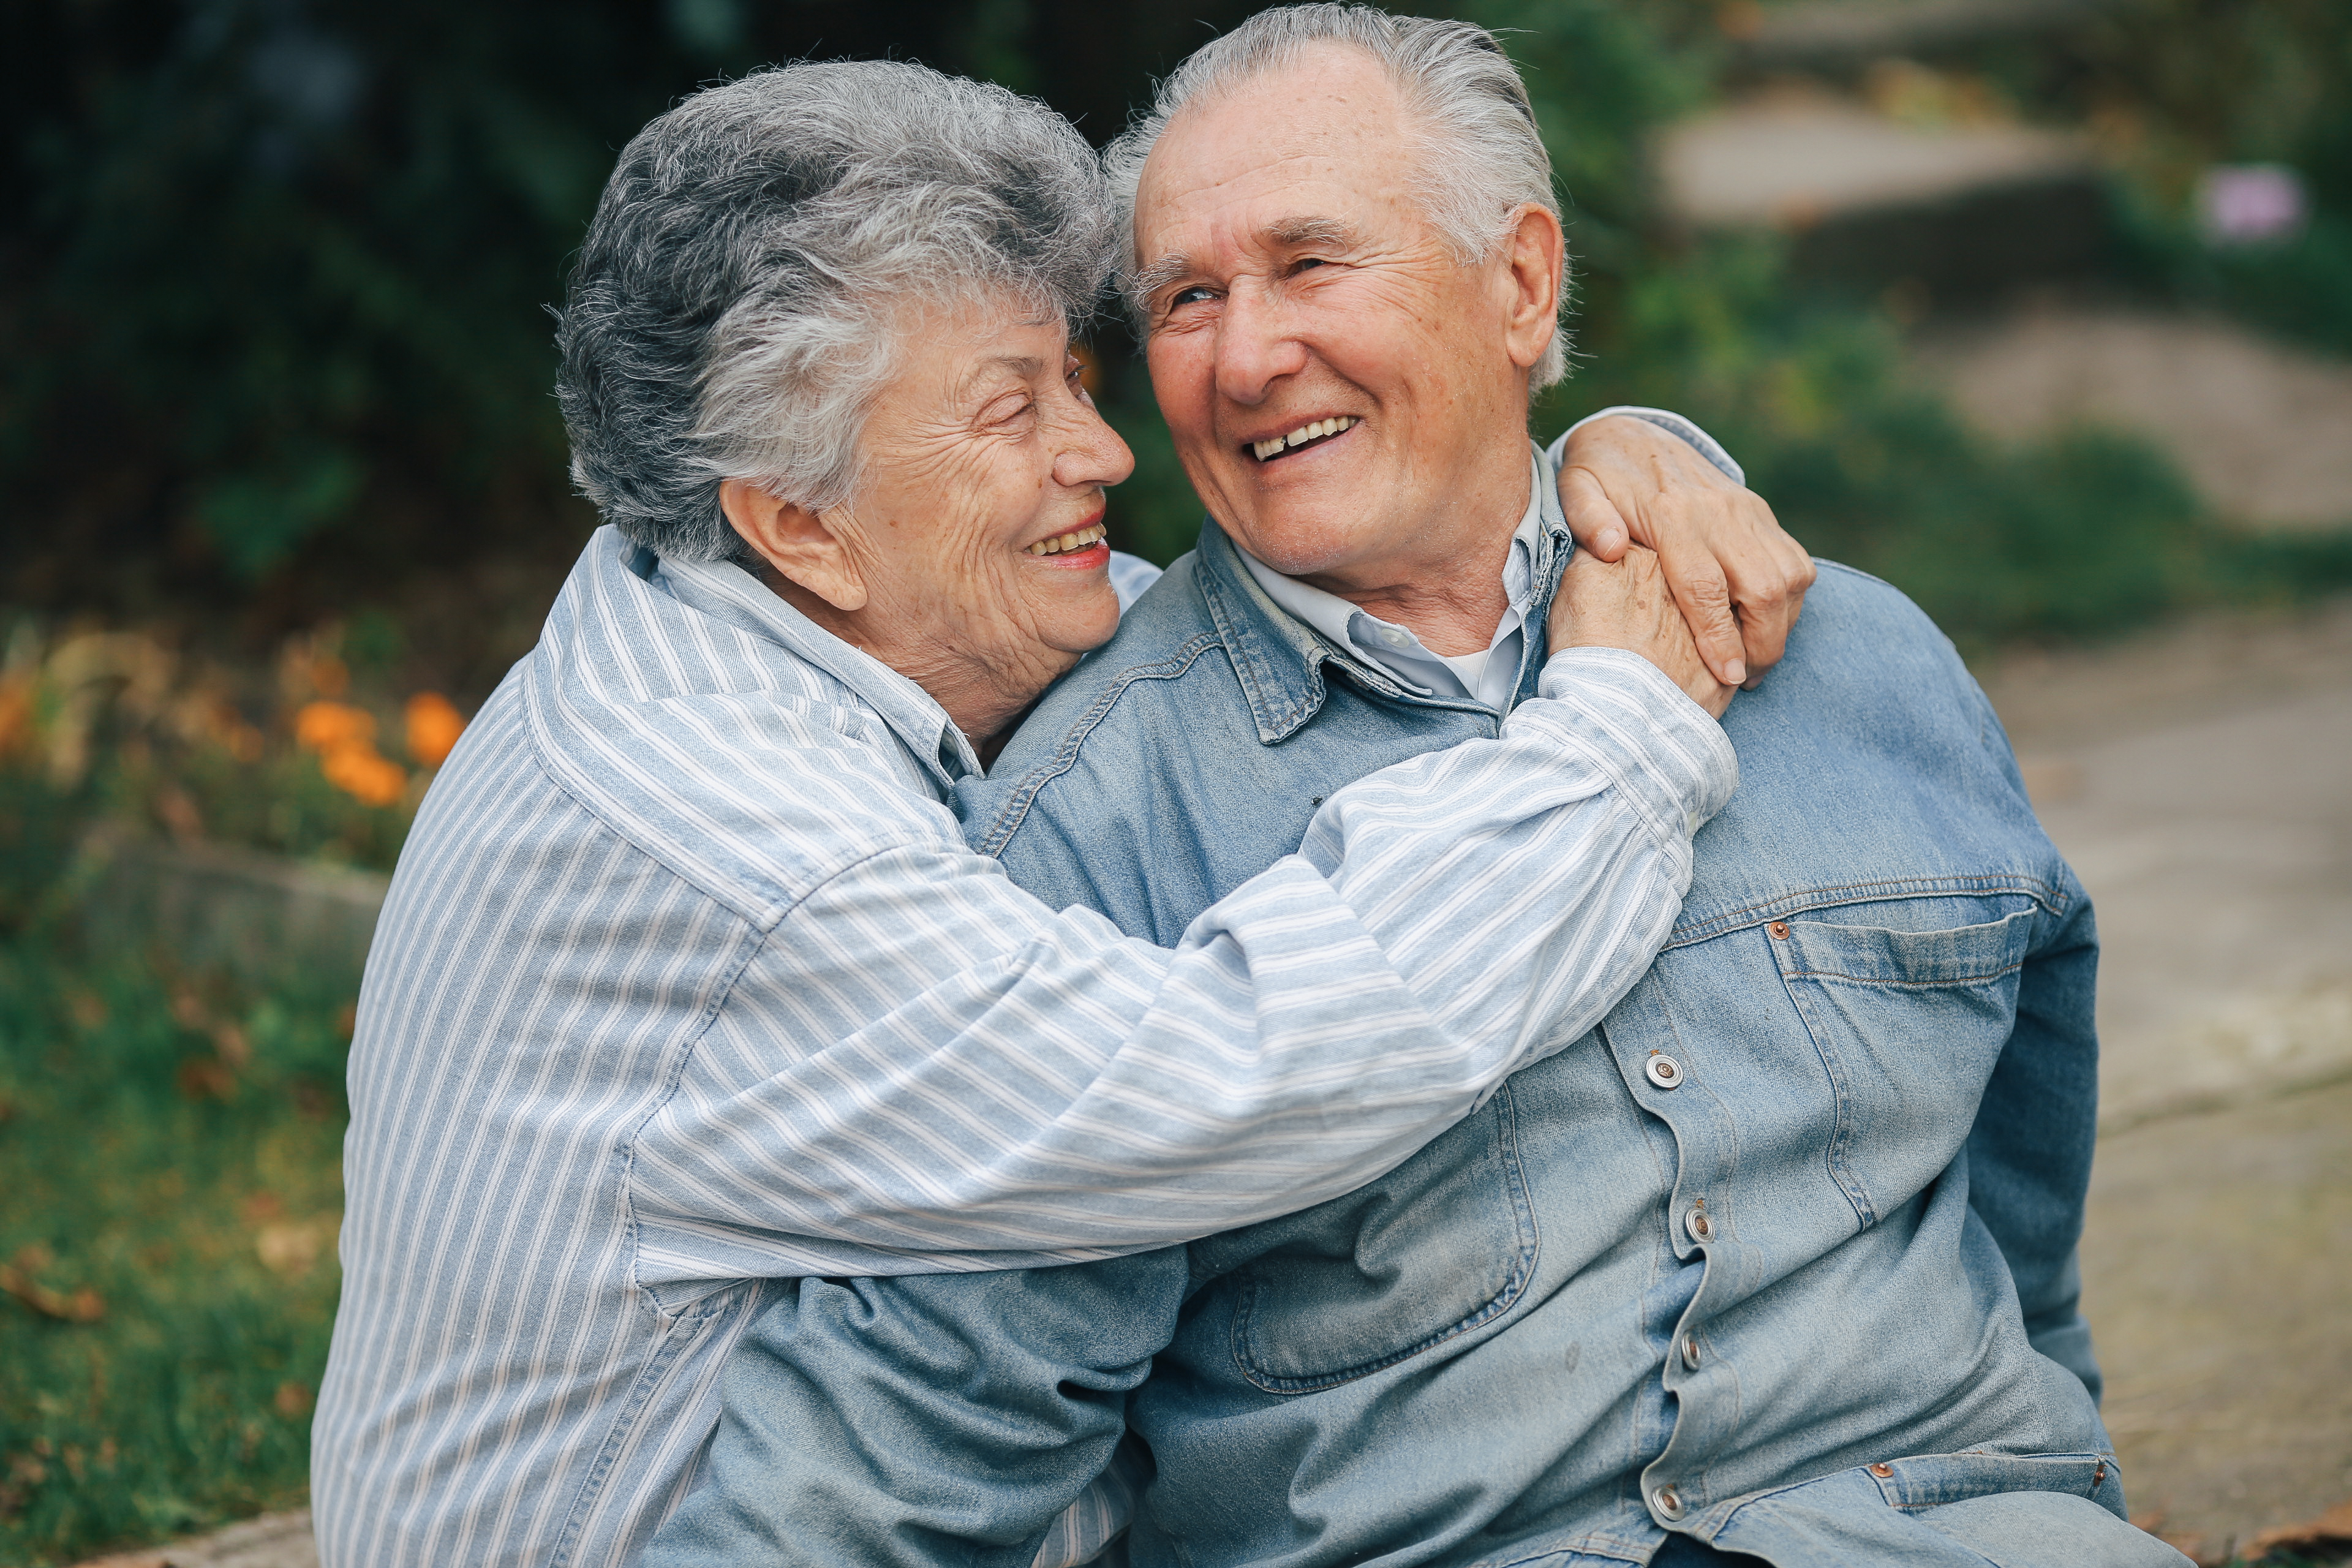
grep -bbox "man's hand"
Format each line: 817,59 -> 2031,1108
1551,544 -> 1735,719
1559,415 -> 1814,691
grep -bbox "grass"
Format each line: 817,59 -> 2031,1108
0,901 -> 353,1566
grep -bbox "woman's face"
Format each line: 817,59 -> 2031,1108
737,300 -> 1134,744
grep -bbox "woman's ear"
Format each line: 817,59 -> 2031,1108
720,478 -> 869,612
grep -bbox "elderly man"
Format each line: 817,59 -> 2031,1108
648,9 -> 2184,1568
312,52 -> 1796,1568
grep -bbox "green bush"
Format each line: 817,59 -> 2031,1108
0,932 -> 352,1564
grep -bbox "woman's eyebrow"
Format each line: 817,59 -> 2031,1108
958,355 -> 1047,399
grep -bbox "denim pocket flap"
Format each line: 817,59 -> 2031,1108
1783,906 -> 2037,989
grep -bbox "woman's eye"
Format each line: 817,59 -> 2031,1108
1292,257 -> 1326,273
1169,285 -> 1217,307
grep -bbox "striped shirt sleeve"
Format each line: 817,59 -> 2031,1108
627,646 -> 1735,1270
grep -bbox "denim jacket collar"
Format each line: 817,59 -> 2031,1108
1191,445 -> 1574,746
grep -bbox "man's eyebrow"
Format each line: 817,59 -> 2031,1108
1131,254 -> 1193,303
1264,215 -> 1359,250
1131,217 -> 1361,306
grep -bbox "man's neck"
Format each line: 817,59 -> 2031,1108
1291,440 -> 1532,657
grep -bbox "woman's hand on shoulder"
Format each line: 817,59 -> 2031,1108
1557,414 -> 1814,692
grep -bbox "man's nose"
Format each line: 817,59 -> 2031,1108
1213,284 -> 1308,408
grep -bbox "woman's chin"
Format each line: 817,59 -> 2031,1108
1036,581 -> 1123,657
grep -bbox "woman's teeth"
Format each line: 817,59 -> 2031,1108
1026,522 -> 1107,557
1252,415 -> 1358,462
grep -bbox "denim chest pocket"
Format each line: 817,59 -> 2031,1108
1187,1084 -> 1538,1394
1774,901 -> 2042,1227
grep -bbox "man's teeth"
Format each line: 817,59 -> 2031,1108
1025,522 -> 1107,557
1252,415 -> 1359,462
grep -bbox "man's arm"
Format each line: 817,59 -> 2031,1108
1965,869 -> 2105,1402
1550,409 -> 1817,692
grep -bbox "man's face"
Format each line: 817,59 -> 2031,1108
1132,45 -> 1552,590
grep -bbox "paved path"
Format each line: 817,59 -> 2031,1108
1979,598 -> 2352,1560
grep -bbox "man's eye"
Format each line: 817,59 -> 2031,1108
1292,257 -> 1327,273
1169,285 -> 1217,307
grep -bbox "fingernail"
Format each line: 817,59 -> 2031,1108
1725,660 -> 1746,684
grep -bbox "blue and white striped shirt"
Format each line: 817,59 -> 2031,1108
312,524 -> 1734,1567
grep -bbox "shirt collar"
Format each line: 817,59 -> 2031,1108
1232,445 -> 1556,711
654,545 -> 983,785
1196,442 -> 1569,743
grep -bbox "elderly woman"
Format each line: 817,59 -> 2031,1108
312,61 -> 1785,1567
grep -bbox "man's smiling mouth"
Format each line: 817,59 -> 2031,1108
1250,415 -> 1359,463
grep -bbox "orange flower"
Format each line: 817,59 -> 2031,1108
404,692 -> 466,767
295,701 -> 376,753
318,742 -> 408,807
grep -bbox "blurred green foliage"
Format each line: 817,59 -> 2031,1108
0,905 -> 353,1563
7,0 -> 2351,650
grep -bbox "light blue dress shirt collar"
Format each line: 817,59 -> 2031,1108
1237,448 -> 1548,712
1229,406 -> 1746,715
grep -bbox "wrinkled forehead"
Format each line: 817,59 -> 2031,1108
1132,47 -> 1426,257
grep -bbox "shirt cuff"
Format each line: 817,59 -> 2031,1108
1520,645 -> 1739,844
1548,406 -> 1746,488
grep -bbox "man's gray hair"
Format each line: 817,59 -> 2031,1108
556,61 -> 1115,562
1104,4 -> 1567,389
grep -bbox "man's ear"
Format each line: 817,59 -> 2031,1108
1498,203 -> 1565,375
719,478 -> 868,612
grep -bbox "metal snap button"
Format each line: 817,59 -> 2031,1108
1868,1462 -> 1894,1479
1768,919 -> 1790,940
1682,1334 -> 1702,1368
1685,1206 -> 1714,1243
1645,1053 -> 1684,1090
1654,1484 -> 1686,1520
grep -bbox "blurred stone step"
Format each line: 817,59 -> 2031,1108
69,1509 -> 316,1568
71,827 -> 385,989
1654,93 -> 2106,298
1913,304 -> 2352,529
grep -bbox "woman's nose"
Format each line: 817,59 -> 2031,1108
1054,401 -> 1136,490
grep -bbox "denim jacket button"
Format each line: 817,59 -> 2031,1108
1654,1485 -> 1686,1520
1768,919 -> 1791,940
1645,1053 -> 1684,1090
1682,1334 -> 1702,1368
1685,1206 -> 1714,1243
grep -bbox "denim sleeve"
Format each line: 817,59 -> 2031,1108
1965,876 -> 2104,1405
643,1251 -> 1188,1568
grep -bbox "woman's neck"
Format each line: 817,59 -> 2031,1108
760,569 -> 1054,758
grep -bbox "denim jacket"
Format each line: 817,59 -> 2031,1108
647,518 -> 2174,1568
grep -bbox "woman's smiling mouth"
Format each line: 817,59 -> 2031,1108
1025,521 -> 1107,558
1249,415 -> 1359,462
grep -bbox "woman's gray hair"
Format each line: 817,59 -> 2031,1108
1104,4 -> 1568,390
556,61 -> 1115,562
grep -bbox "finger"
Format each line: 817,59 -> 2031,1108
1558,467 -> 1629,562
1719,497 -> 1808,677
1653,534 -> 1745,687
